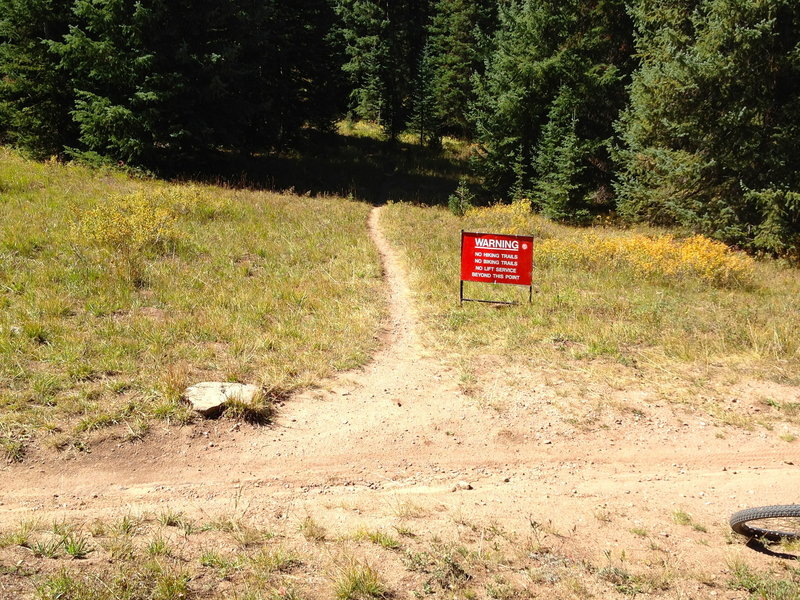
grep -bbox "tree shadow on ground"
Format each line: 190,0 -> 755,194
172,129 -> 471,206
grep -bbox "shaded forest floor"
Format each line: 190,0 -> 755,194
176,121 -> 472,206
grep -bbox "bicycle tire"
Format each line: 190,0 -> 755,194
730,505 -> 800,542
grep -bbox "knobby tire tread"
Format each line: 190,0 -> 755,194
729,504 -> 800,542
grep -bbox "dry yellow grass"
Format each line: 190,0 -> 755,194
537,233 -> 754,287
381,200 -> 800,381
467,198 -> 755,287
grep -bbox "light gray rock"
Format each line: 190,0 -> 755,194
184,381 -> 261,417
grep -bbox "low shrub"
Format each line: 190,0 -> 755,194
536,233 -> 754,288
72,190 -> 181,285
465,198 -> 533,235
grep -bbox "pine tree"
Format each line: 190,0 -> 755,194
421,0 -> 496,139
55,0 -> 342,169
471,0 -> 550,197
615,0 -> 800,255
0,0 -> 77,157
334,0 -> 390,123
333,0 -> 431,140
409,41 -> 439,145
472,0 -> 634,218
534,87 -> 588,222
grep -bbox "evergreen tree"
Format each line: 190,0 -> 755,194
334,0 -> 390,123
55,0 -> 341,169
615,0 -> 800,255
471,0 -> 550,197
0,0 -> 77,157
421,0 -> 496,139
533,87 -> 588,222
334,0 -> 430,140
409,41 -> 439,145
472,0 -> 634,218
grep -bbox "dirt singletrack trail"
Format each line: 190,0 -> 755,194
1,206 -> 799,594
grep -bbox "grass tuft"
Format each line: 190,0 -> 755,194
672,510 -> 707,532
251,548 -> 302,573
729,560 -> 800,600
223,390 -> 274,425
354,528 -> 401,550
31,536 -> 62,559
0,518 -> 38,548
35,570 -> 80,600
116,514 -> 142,536
299,516 -> 327,542
0,436 -> 25,463
62,533 -> 92,559
152,569 -> 191,600
334,560 -> 388,600
157,509 -> 185,528
147,536 -> 172,557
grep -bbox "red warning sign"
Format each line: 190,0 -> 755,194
460,231 -> 533,286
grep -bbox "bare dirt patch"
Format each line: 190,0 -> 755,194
1,206 -> 798,598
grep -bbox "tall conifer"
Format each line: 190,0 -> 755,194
616,0 -> 800,255
472,0 -> 633,218
420,0 -> 496,139
334,0 -> 430,140
55,0 -> 341,169
0,0 -> 76,157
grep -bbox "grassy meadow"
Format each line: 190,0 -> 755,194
1,134 -> 800,599
0,148 -> 384,460
381,200 -> 800,392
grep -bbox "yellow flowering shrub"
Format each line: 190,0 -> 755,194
465,197 -> 533,235
72,189 -> 184,284
455,196 -> 754,287
75,191 -> 178,252
536,233 -> 754,288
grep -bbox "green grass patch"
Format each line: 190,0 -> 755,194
353,528 -> 401,550
729,560 -> 800,600
334,560 -> 388,600
0,147 -> 383,455
672,510 -> 707,533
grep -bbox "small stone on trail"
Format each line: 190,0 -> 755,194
452,481 -> 473,491
184,381 -> 261,417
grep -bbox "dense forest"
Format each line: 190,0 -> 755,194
1,0 -> 799,256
